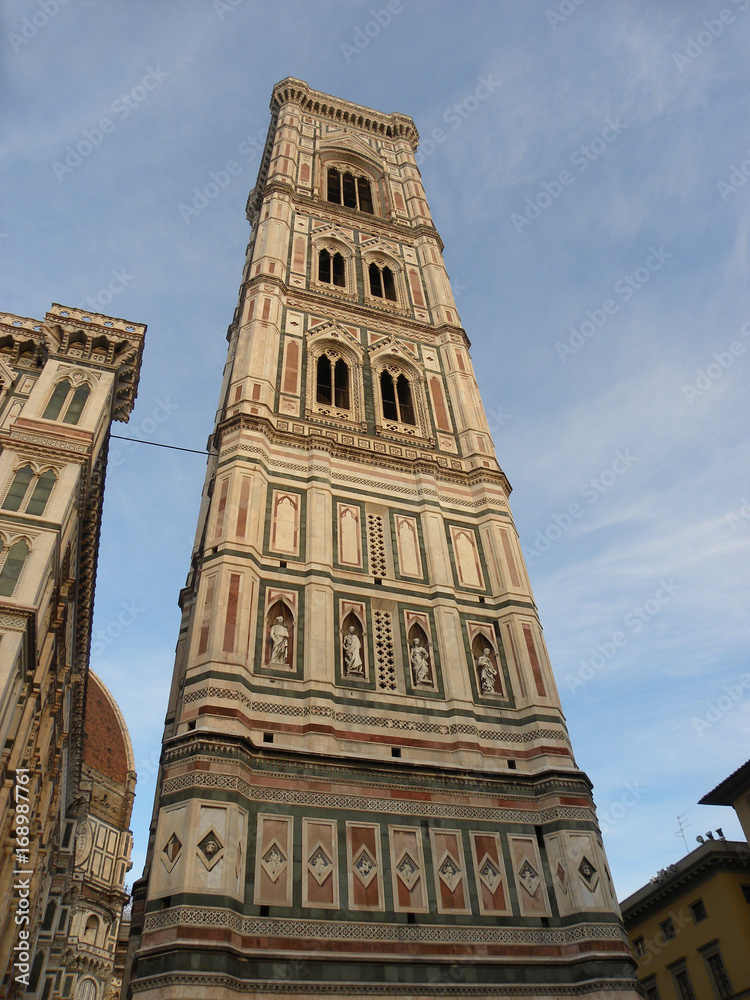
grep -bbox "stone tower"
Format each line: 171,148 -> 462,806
126,79 -> 638,999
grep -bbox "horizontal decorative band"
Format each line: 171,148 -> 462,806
161,770 -> 592,824
181,686 -> 569,745
143,907 -> 627,948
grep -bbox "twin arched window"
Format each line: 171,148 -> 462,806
318,249 -> 345,287
326,168 -> 374,214
369,263 -> 397,301
43,378 -> 90,424
380,370 -> 415,425
3,466 -> 56,516
0,537 -> 30,597
316,355 -> 350,409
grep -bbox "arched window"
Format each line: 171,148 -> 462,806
75,978 -> 98,1000
2,465 -> 33,512
326,168 -> 374,214
316,355 -> 332,406
316,355 -> 350,409
83,914 -> 99,945
318,249 -> 346,287
0,538 -> 30,597
2,467 -> 56,516
43,378 -> 91,425
334,358 -> 349,408
369,263 -> 397,301
27,471 -> 56,515
380,371 -> 415,425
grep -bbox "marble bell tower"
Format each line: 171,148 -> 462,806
125,79 -> 638,1000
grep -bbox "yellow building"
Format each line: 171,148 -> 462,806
620,839 -> 750,1000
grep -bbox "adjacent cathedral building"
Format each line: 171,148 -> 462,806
0,305 -> 142,999
123,80 -> 639,999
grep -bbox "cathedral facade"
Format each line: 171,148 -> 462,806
125,80 -> 638,998
0,304 -> 142,999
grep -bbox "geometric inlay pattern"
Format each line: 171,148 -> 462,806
161,832 -> 182,873
518,859 -> 540,897
261,841 -> 287,883
180,685 -> 571,746
373,610 -> 397,692
352,845 -> 378,888
556,861 -> 567,893
162,769 -> 594,825
307,843 -> 333,886
395,850 -> 420,891
163,833 -> 182,863
366,513 -> 387,577
144,907 -> 630,947
578,855 -> 598,890
437,851 -> 462,893
197,830 -> 223,866
477,854 -> 502,894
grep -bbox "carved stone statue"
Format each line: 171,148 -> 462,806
343,626 -> 363,675
409,637 -> 431,686
477,648 -> 498,694
269,616 -> 289,663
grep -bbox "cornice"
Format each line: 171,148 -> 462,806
271,78 -> 419,149
620,841 -> 750,923
259,179 -> 443,250
242,273 -> 470,349
214,411 -> 511,495
161,729 -> 591,799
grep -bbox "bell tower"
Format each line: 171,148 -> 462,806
126,79 -> 638,999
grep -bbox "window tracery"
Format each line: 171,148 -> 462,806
2,464 -> 57,516
326,167 -> 374,214
0,534 -> 31,597
42,375 -> 92,425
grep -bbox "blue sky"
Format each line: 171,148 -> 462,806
2,0 -> 749,901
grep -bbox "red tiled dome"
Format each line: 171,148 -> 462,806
83,672 -> 131,785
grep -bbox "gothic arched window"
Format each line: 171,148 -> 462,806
368,263 -> 397,301
2,466 -> 56,516
43,378 -> 91,424
316,355 -> 350,409
326,168 -> 374,214
380,370 -> 415,425
318,249 -> 346,287
0,537 -> 30,597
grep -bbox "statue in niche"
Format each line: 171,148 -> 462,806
409,636 -> 431,686
342,625 -> 364,676
477,647 -> 498,694
269,616 -> 289,664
